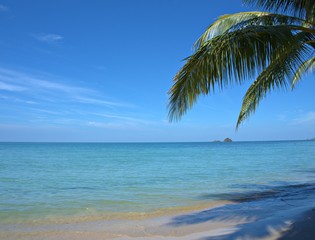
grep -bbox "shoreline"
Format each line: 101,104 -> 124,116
0,200 -> 232,225
2,183 -> 315,239
1,207 -> 314,240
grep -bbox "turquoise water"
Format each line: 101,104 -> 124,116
1,141 -> 315,223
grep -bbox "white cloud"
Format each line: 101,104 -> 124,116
0,94 -> 37,104
30,78 -> 88,94
75,97 -> 128,108
291,111 -> 315,125
32,33 -> 63,43
0,67 -> 135,113
87,121 -> 128,129
276,114 -> 287,121
0,67 -> 91,96
31,108 -> 62,115
0,67 -> 145,129
0,4 -> 8,11
0,81 -> 26,91
86,113 -> 165,130
96,113 -> 156,124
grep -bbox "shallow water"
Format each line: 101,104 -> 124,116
1,141 -> 315,223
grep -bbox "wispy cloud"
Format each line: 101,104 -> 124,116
87,121 -> 130,129
0,81 -> 26,91
86,112 -> 165,130
276,113 -> 287,121
32,33 -> 64,43
95,113 -> 156,125
29,78 -> 89,94
75,97 -> 129,108
1,75 -> 126,108
0,68 -> 91,96
0,4 -> 8,12
291,111 -> 315,125
0,67 -> 138,127
30,108 -> 63,115
0,94 -> 37,105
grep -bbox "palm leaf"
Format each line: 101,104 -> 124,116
169,1 -> 315,127
236,32 -> 314,128
243,0 -> 315,22
292,56 -> 315,88
169,25 -> 300,121
195,12 -> 268,49
195,12 -> 308,49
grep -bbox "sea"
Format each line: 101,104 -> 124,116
1,141 -> 315,224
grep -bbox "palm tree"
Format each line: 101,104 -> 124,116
168,0 -> 315,128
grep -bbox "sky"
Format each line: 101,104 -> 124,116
0,0 -> 314,142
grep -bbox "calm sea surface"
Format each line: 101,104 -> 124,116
1,141 -> 315,223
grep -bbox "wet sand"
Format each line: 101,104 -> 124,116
1,183 -> 315,240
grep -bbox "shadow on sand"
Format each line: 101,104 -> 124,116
168,182 -> 315,240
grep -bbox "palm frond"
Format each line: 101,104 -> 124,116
195,12 -> 308,49
236,32 -> 314,128
169,25 -> 301,122
195,12 -> 268,49
292,56 -> 315,89
243,0 -> 315,22
169,1 -> 315,128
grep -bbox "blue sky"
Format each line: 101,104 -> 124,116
0,0 -> 314,142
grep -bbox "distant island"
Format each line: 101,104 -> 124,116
212,138 -> 233,142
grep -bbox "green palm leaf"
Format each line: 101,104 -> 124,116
169,25 -> 307,121
292,57 -> 315,89
237,32 -> 314,128
169,0 -> 315,127
195,12 -> 308,49
244,0 -> 315,22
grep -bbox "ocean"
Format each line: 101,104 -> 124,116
1,141 -> 315,224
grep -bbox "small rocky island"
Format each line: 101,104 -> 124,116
212,138 -> 233,142
223,138 -> 232,142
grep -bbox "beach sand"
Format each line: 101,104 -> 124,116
1,183 -> 315,240
278,208 -> 315,240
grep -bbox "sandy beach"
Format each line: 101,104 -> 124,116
1,183 -> 315,240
